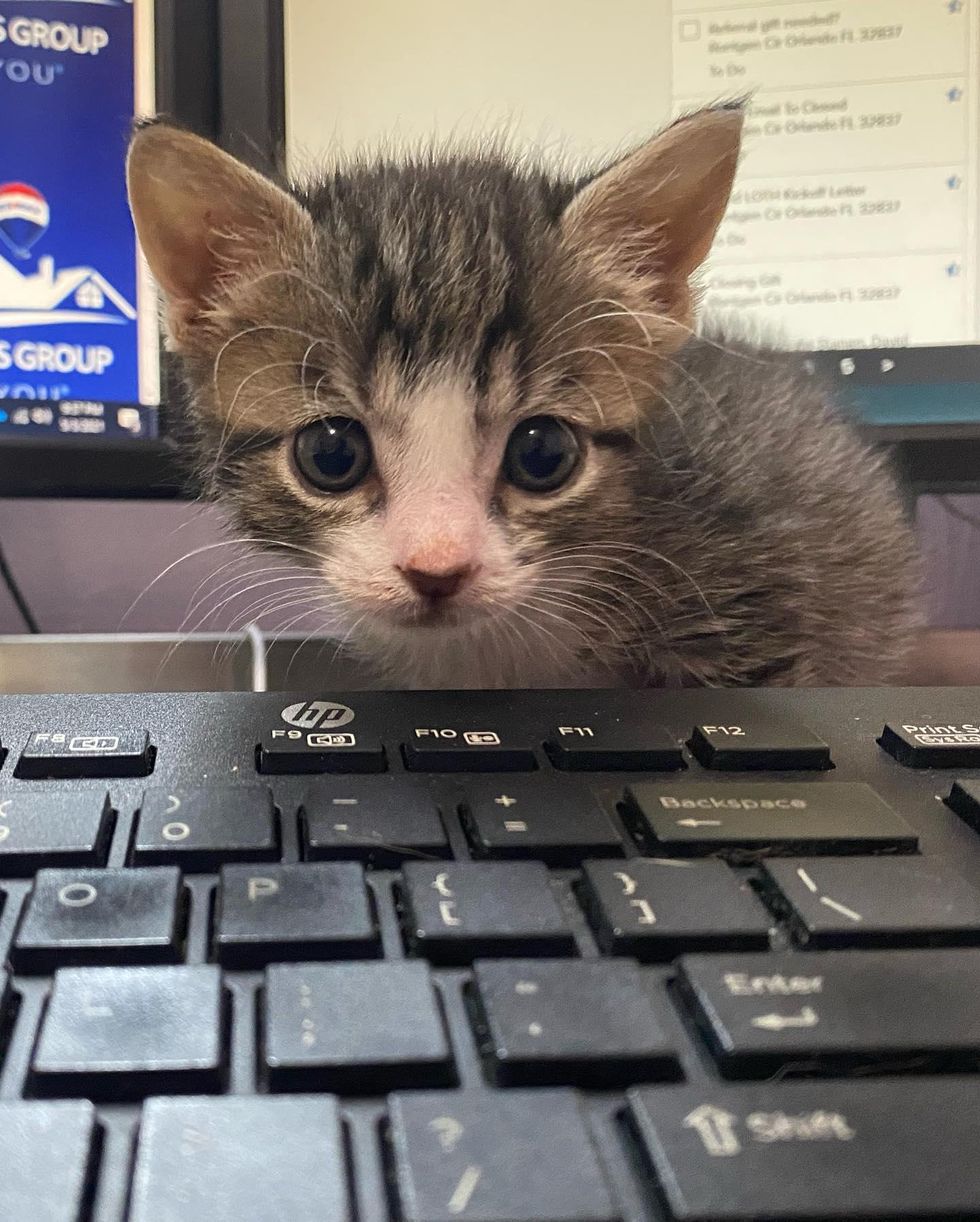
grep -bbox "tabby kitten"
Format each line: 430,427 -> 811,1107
127,107 -> 917,688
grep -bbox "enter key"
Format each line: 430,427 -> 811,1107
678,949 -> 980,1078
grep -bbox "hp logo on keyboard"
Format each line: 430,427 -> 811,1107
279,700 -> 356,730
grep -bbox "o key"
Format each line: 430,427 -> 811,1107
11,867 -> 185,972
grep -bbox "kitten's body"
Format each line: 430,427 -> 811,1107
127,112 -> 917,688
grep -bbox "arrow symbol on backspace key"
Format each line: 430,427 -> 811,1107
676,818 -> 723,828
750,1006 -> 819,1031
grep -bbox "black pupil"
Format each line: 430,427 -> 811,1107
509,417 -> 576,488
295,417 -> 370,491
311,421 -> 360,480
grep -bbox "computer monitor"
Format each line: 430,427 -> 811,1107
0,0 -> 227,497
2,0 -> 977,496
283,0 -> 980,491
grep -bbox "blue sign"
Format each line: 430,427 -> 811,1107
0,0 -> 159,426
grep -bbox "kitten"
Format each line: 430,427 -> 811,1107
127,107 -> 917,689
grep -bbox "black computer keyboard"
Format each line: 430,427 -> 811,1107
2,687 -> 980,1220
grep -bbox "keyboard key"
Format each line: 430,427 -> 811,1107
402,727 -> 537,772
388,1089 -> 617,1222
130,1096 -> 352,1222
302,779 -> 449,866
688,721 -> 831,771
215,863 -> 379,967
580,859 -> 771,960
133,785 -> 278,869
258,728 -> 386,774
0,790 -> 113,876
629,1079 -> 980,1220
679,949 -> 980,1078
946,778 -> 980,830
264,962 -> 454,1091
462,780 -> 623,865
0,968 -> 12,1027
472,958 -> 680,1086
544,718 -> 685,771
0,1100 -> 98,1222
12,867 -> 185,972
15,730 -> 154,779
626,781 -> 916,856
879,720 -> 980,768
401,862 -> 575,964
31,965 -> 226,1100
762,857 -> 980,948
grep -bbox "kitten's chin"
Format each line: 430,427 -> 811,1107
368,597 -> 495,633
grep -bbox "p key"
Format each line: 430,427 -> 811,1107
215,863 -> 379,967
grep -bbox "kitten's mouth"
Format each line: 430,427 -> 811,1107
383,597 -> 491,631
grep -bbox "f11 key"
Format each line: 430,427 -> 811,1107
544,717 -> 684,771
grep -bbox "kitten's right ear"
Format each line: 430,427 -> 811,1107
127,122 -> 313,349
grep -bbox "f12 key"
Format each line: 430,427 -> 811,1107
688,720 -> 831,771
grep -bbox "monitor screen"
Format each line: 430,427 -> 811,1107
285,0 -> 980,433
0,0 -> 159,442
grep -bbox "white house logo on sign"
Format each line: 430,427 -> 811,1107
0,183 -> 137,329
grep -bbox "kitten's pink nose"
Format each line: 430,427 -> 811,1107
399,563 -> 476,600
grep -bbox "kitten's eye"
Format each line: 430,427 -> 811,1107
293,417 -> 372,492
503,416 -> 580,492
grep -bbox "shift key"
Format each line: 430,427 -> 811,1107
626,782 -> 917,856
629,1080 -> 980,1220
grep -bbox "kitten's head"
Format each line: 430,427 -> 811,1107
127,109 -> 740,682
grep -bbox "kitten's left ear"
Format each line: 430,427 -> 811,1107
127,121 -> 315,350
562,105 -> 742,343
